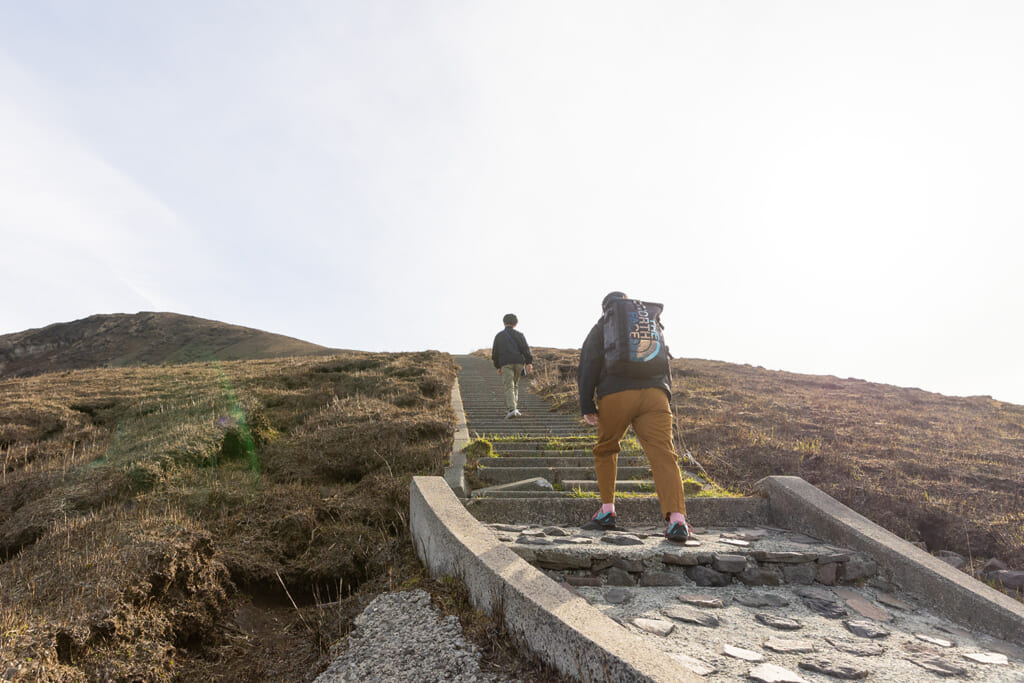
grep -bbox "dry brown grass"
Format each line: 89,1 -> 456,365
0,351 -> 459,681
527,349 -> 1024,571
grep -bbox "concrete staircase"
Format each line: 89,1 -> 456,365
456,354 -> 702,501
413,355 -> 1024,682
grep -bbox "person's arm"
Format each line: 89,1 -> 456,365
492,333 -> 501,369
517,331 -> 533,366
516,330 -> 534,372
577,324 -> 603,415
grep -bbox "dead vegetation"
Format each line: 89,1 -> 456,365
4,342 -> 1022,681
0,352 -> 460,681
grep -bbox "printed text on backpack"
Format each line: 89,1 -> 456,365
602,299 -> 670,378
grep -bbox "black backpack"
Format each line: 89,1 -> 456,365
602,298 -> 670,378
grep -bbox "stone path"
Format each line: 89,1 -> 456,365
452,355 -> 1024,681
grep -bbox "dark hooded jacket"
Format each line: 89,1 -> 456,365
492,326 -> 532,368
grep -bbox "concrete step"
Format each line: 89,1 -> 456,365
476,465 -> 652,486
560,479 -> 705,495
560,479 -> 656,493
479,456 -> 647,468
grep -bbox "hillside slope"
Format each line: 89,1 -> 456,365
0,312 -> 333,378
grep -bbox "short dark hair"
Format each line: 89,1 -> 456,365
602,291 -> 627,310
502,313 -> 518,326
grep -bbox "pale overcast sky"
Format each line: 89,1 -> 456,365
2,2 -> 1022,405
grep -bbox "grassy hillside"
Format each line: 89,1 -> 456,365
3,335 -> 1021,681
0,313 -> 333,378
528,348 -> 1024,570
0,352 -> 462,681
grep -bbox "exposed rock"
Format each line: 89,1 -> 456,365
601,533 -> 644,546
817,548 -> 853,563
844,620 -> 890,639
832,587 -> 892,622
564,576 -> 601,587
962,651 -> 1009,665
751,550 -> 817,563
781,563 -> 817,585
721,644 -> 764,662
638,572 -> 685,587
516,535 -> 553,546
906,654 -> 968,676
763,637 -> 816,654
491,524 -> 528,532
991,569 -> 1024,591
739,564 -> 784,586
748,662 -> 806,682
980,557 -> 1008,576
611,557 -> 644,573
734,592 -> 790,608
711,553 -> 747,573
677,594 -> 725,609
825,636 -> 887,656
603,588 -> 631,604
534,549 -> 591,570
816,562 -> 838,585
800,595 -> 847,619
686,565 -> 731,587
837,554 -> 878,582
755,613 -> 803,630
798,658 -> 869,680
875,593 -> 912,611
631,617 -> 674,636
553,536 -> 593,545
915,633 -> 955,648
542,526 -> 570,536
668,652 -> 716,676
933,550 -> 966,569
602,567 -> 635,586
662,604 -> 720,627
660,551 -> 698,567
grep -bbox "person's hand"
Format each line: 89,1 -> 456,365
525,364 -> 533,374
497,368 -> 502,375
584,413 -> 599,426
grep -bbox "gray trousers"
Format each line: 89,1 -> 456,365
501,364 -> 524,410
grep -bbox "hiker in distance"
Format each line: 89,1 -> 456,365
491,313 -> 533,419
577,291 -> 695,542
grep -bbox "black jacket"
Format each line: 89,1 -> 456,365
577,322 -> 671,415
492,327 -> 532,368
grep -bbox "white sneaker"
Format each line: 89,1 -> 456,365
512,409 -> 522,417
505,410 -> 516,419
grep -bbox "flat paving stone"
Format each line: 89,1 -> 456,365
748,663 -> 808,682
631,617 -> 674,636
798,657 -> 869,680
661,604 -> 720,627
764,637 -> 816,654
668,652 -> 717,676
721,644 -> 764,662
756,613 -> 803,630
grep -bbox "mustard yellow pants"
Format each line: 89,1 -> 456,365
593,387 -> 686,520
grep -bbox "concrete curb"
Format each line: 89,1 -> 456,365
410,476 -> 701,683
755,475 -> 1024,647
443,377 -> 471,497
